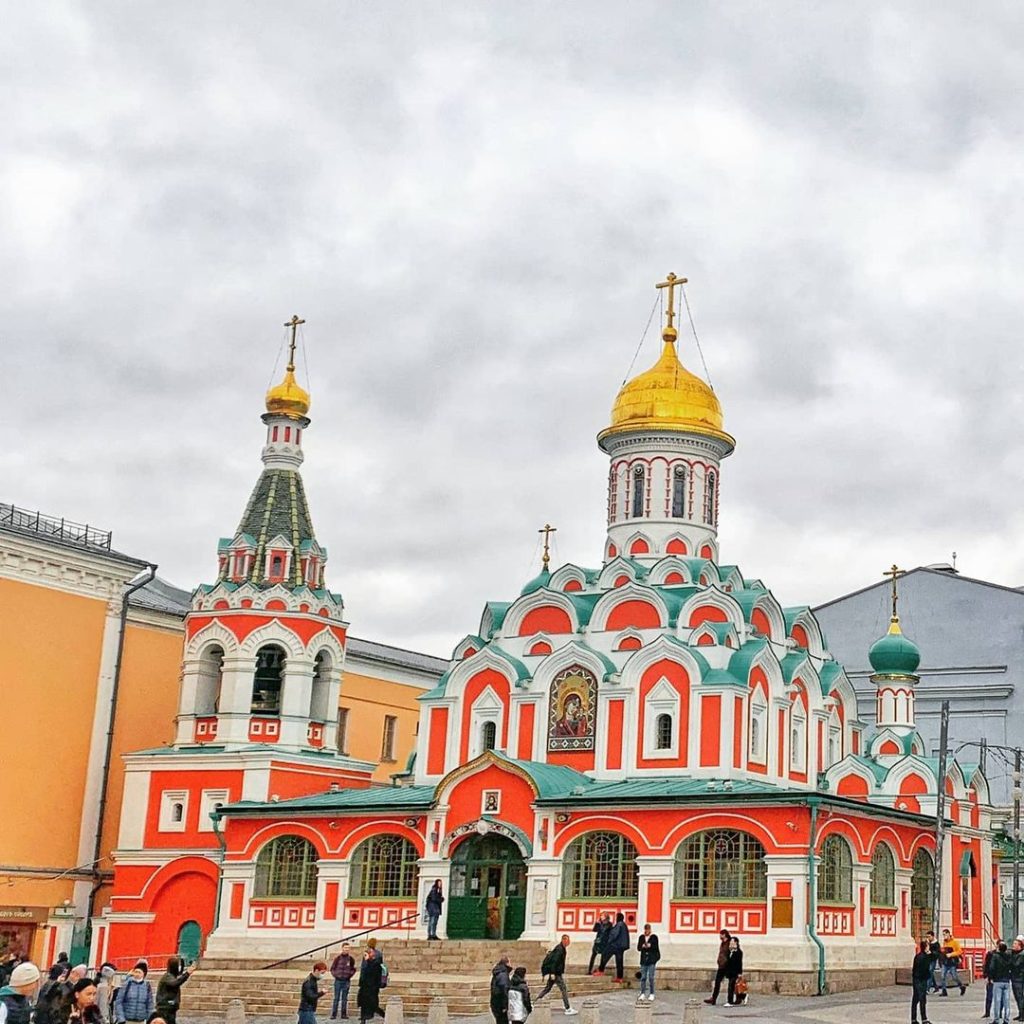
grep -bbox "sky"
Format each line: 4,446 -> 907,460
2,2 -> 1023,657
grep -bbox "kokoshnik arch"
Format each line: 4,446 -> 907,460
94,284 -> 998,988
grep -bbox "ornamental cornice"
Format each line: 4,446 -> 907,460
602,430 -> 732,460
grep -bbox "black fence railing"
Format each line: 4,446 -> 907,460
261,912 -> 420,970
0,502 -> 113,550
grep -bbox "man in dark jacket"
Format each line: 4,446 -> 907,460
910,940 -> 936,1024
599,915 -> 630,983
0,961 -> 41,1024
299,962 -> 328,1024
329,945 -> 356,1020
984,941 -> 1000,1020
155,958 -> 196,1024
637,925 -> 661,1001
537,935 -> 577,1015
490,957 -> 511,1024
703,929 -> 732,1006
588,915 -> 611,975
1010,937 -> 1024,1022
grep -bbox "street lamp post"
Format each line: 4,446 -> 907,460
1014,749 -> 1022,936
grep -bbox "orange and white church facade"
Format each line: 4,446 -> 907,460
95,290 -> 999,987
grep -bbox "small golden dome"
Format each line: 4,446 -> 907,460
597,327 -> 733,448
265,368 -> 311,420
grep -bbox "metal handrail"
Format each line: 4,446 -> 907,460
0,502 -> 112,550
260,912 -> 420,970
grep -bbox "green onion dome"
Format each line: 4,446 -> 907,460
869,619 -> 921,675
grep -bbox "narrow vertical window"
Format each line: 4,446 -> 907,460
381,715 -> 398,762
272,425 -> 279,441
704,471 -> 717,525
284,426 -> 292,442
671,465 -> 687,517
632,465 -> 645,518
337,708 -> 349,754
481,721 -> 497,751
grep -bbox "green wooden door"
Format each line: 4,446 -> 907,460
447,896 -> 488,939
177,920 -> 202,963
448,835 -> 526,940
503,896 -> 526,940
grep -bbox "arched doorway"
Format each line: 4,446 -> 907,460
911,848 -> 934,939
177,920 -> 202,963
448,834 -> 526,940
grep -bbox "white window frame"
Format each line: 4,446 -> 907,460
749,692 -> 768,764
198,788 -> 230,833
159,789 -> 189,833
469,687 -> 503,759
790,702 -> 807,772
642,678 -> 680,760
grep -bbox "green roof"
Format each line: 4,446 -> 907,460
727,638 -> 769,680
490,753 -> 593,798
818,661 -> 843,695
702,668 -> 745,687
538,776 -> 781,803
869,624 -> 921,675
520,568 -> 551,596
221,784 -> 437,815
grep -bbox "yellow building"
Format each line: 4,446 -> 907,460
0,501 -> 443,966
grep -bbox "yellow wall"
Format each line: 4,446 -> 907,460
340,669 -> 423,781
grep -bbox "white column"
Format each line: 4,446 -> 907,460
895,867 -> 914,942
520,858 -> 561,941
314,861 -> 350,939
852,862 -> 873,940
175,662 -> 201,744
635,856 -> 674,929
218,655 -> 257,745
417,860 -> 452,938
279,656 -> 315,747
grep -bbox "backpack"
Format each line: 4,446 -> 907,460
379,963 -> 389,989
540,950 -> 557,976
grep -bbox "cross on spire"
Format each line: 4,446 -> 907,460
539,523 -> 557,570
882,564 -> 904,621
655,272 -> 688,333
284,314 -> 305,371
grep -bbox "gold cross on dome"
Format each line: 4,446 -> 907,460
655,272 -> 688,331
882,564 -> 904,620
284,314 -> 305,371
539,523 -> 557,570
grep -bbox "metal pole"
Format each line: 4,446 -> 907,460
933,700 -> 950,935
1014,748 -> 1022,937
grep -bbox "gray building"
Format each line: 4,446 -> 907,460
814,564 -> 1023,806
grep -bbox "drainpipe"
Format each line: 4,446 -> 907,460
211,811 -> 228,930
86,564 -> 158,928
807,796 -> 826,996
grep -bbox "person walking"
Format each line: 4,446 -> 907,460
1010,937 -> 1024,1022
599,914 -> 629,983
0,961 -> 41,1024
911,940 -> 935,1024
425,881 -> 445,941
490,956 -> 511,1024
329,944 -> 356,1020
113,964 -> 152,1024
298,962 -> 328,1024
507,967 -> 532,1024
155,958 -> 196,1024
537,936 -> 578,1016
356,946 -> 384,1023
938,928 -> 967,997
990,942 -> 1013,1024
636,925 -> 660,1002
703,930 -> 732,1006
724,936 -> 745,1006
588,915 -> 611,976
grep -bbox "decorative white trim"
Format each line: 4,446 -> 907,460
159,789 -> 189,832
642,678 -> 680,759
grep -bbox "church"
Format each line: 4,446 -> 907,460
93,283 -> 998,989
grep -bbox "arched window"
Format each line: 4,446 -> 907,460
911,849 -> 934,914
562,832 -> 638,899
481,720 -> 497,751
655,713 -> 673,751
254,836 -> 319,899
171,802 -> 184,823
791,702 -> 807,772
870,843 -> 896,906
195,644 -> 224,716
818,835 -> 854,903
671,465 -> 687,518
632,465 -> 645,518
252,644 -> 286,714
309,650 -> 332,723
350,836 -> 420,899
270,554 -> 284,577
704,471 -> 717,525
674,829 -> 767,900
749,693 -> 768,762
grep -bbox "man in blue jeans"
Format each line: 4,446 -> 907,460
329,945 -> 356,1020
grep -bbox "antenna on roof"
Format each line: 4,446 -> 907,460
952,551 -> 958,572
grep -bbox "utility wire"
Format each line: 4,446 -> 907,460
681,282 -> 713,388
620,293 -> 662,386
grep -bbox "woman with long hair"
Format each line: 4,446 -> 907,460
67,978 -> 103,1024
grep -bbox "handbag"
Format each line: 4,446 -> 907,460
735,976 -> 748,997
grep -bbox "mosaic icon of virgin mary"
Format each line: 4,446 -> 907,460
548,665 -> 597,751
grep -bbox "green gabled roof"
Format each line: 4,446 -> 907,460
848,754 -> 888,786
652,587 -> 687,627
678,557 -> 719,582
872,731 -> 917,756
658,585 -> 699,605
453,634 -> 486,657
718,565 -> 744,586
482,601 -> 512,637
727,637 -> 769,680
564,591 -> 602,627
490,753 -> 593,798
818,661 -> 844,695
779,651 -> 811,684
418,644 -> 530,700
538,776 -> 781,804
695,621 -> 735,643
418,667 -> 452,701
520,568 -> 551,596
573,641 -> 618,680
488,645 -> 532,684
221,784 -> 437,815
783,607 -> 810,631
582,568 -> 601,584
702,668 -> 745,687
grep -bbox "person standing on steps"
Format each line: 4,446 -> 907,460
155,959 -> 196,1024
356,947 -> 384,1023
507,967 -> 532,1024
490,956 -> 511,1024
537,936 -> 578,1016
588,914 -> 611,976
636,924 -> 660,1002
298,962 -> 328,1024
910,939 -> 935,1024
599,914 -> 629,983
329,944 -> 357,1020
703,930 -> 732,1006
113,964 -> 152,1024
425,880 -> 445,941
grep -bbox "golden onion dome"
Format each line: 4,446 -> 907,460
597,325 -> 733,449
265,367 -> 311,420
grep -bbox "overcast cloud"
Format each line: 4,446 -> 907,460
2,2 -> 1023,656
